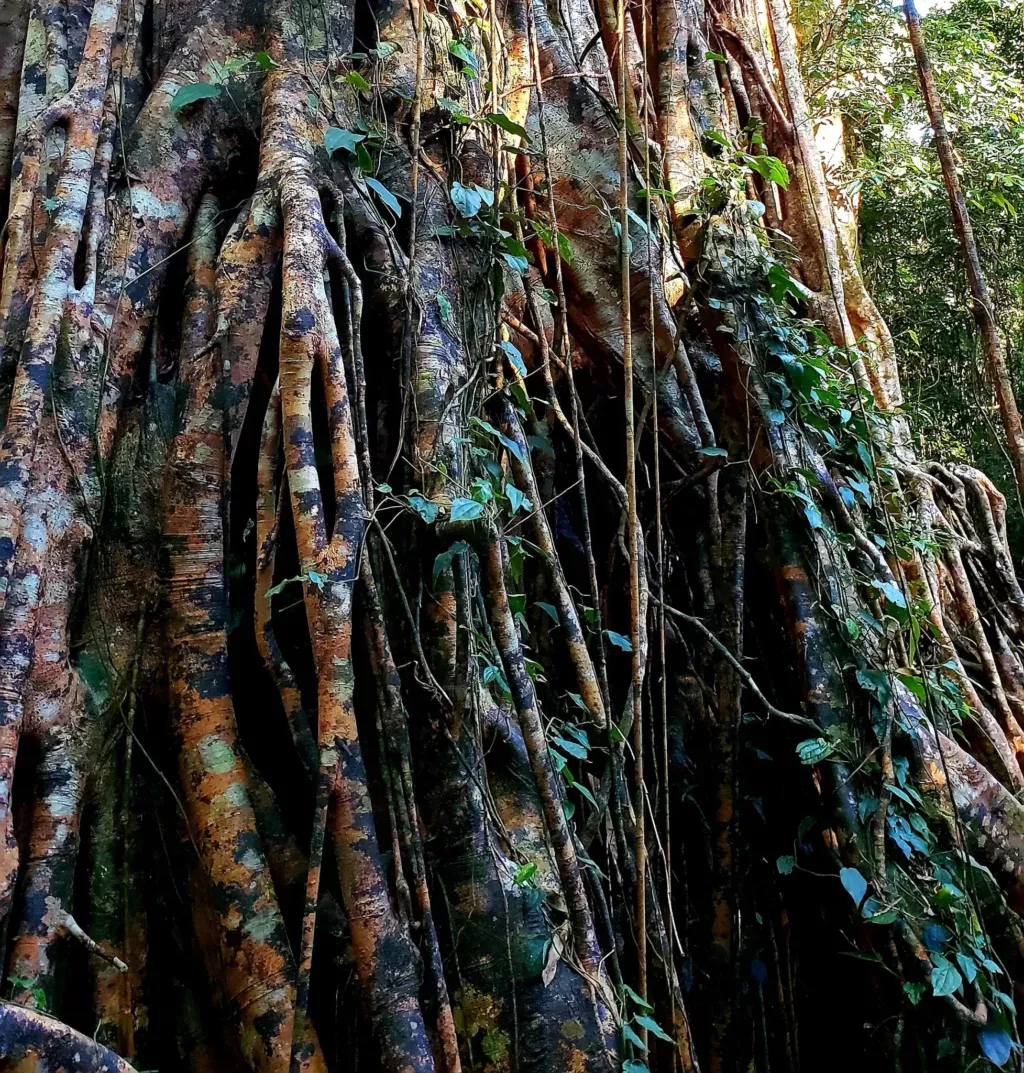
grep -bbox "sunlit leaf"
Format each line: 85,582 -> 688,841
450,497 -> 484,521
171,82 -> 221,112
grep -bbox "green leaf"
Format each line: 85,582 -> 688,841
605,630 -> 632,652
345,70 -> 371,92
505,483 -> 531,513
859,895 -> 898,924
903,981 -> 926,1005
705,50 -> 727,62
623,1063 -> 650,1073
795,737 -> 833,764
553,736 -> 588,760
266,573 -> 307,598
254,51 -> 278,69
776,855 -> 795,875
522,936 -> 550,977
528,431 -> 553,457
324,127 -> 366,154
956,952 -> 978,984
535,602 -> 559,625
991,987 -> 1016,1013
483,664 -> 510,695
856,668 -> 892,708
500,235 -> 530,260
930,955 -> 963,998
856,440 -> 874,474
437,291 -> 454,326
839,867 -> 868,909
634,1015 -> 673,1043
438,97 -> 472,122
365,176 -> 402,217
574,782 -> 598,808
451,497 -> 484,522
451,180 -> 483,217
171,81 -> 222,112
871,578 -> 906,608
485,111 -> 530,140
513,861 -> 537,885
433,540 -> 469,580
502,251 -> 528,274
408,495 -> 439,523
556,231 -> 574,265
355,142 -> 374,173
621,983 -> 654,1010
448,40 -> 479,72
766,262 -> 803,303
700,445 -> 728,457
978,1028 -> 1013,1067
804,502 -> 824,530
469,416 -> 526,463
564,724 -> 589,746
622,1024 -> 647,1051
566,691 -> 588,711
369,40 -> 400,59
500,340 -> 527,377
745,152 -> 790,189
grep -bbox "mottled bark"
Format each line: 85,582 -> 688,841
0,0 -> 1022,1069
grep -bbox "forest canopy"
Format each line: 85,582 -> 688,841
0,0 -> 1023,1070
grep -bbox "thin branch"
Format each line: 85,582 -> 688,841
659,601 -> 819,731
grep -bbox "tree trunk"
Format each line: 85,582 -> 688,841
0,0 -> 1022,1070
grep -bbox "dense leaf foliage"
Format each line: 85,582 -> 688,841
798,0 -> 1024,538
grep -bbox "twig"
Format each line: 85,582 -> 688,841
659,601 -> 819,730
61,913 -> 127,973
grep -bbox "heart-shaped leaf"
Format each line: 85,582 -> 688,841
839,867 -> 868,909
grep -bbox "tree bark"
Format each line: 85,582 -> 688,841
0,0 -> 1021,1069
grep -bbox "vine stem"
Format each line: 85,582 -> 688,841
659,602 -> 818,731
525,0 -> 612,718
638,0 -> 675,1058
616,0 -> 647,1035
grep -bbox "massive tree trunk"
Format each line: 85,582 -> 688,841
0,0 -> 1021,1070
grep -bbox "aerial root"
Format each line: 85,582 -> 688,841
163,193 -> 320,1073
255,385 -> 318,779
275,157 -> 436,1073
0,1001 -> 138,1073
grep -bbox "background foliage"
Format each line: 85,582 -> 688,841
797,0 -> 1024,542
